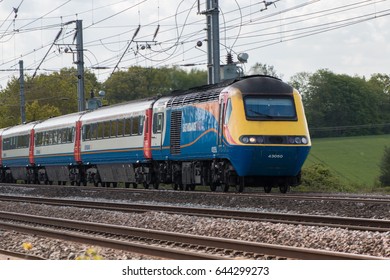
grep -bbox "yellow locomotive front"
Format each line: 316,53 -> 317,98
220,75 -> 311,192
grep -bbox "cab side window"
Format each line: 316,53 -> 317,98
224,99 -> 232,125
153,113 -> 164,134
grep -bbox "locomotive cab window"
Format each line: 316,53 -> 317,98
224,99 -> 232,125
244,96 -> 297,121
153,113 -> 164,134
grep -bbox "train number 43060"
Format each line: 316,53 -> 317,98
268,154 -> 284,159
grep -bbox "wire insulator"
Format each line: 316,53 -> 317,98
226,53 -> 233,64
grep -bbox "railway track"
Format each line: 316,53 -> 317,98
1,183 -> 390,204
0,195 -> 389,232
0,211 -> 385,260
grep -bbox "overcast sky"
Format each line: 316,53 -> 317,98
0,0 -> 389,88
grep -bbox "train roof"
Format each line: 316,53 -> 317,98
34,111 -> 86,131
230,75 -> 293,94
2,121 -> 41,137
166,75 -> 284,96
163,75 -> 291,108
81,98 -> 156,122
0,127 -> 9,137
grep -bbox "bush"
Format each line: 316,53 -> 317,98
299,164 -> 351,192
379,146 -> 390,187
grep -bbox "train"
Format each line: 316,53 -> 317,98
0,75 -> 311,193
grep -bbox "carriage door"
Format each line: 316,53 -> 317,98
151,110 -> 164,157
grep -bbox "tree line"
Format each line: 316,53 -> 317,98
1,64 -> 389,138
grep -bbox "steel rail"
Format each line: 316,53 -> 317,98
0,211 -> 385,260
0,249 -> 46,260
0,214 -> 228,260
0,195 -> 389,232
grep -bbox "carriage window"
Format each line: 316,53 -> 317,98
18,135 -> 29,148
88,124 -> 96,140
103,121 -> 111,138
131,117 -> 140,135
3,137 -> 10,150
117,119 -> 124,137
139,116 -> 144,135
153,113 -> 164,134
244,96 -> 296,120
57,129 -> 63,143
3,134 -> 30,149
110,120 -> 117,137
58,129 -> 64,143
36,132 -> 43,146
70,127 -> 75,142
54,131 -> 58,144
83,125 -> 91,140
97,122 -> 104,139
124,118 -> 131,136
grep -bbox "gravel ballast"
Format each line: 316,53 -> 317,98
0,202 -> 388,259
0,185 -> 389,259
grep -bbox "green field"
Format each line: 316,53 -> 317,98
304,134 -> 390,186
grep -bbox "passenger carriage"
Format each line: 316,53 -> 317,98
1,121 -> 40,183
33,112 -> 85,184
79,98 -> 157,187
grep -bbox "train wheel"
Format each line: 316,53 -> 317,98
279,184 -> 289,194
210,183 -> 217,192
133,183 -> 138,188
143,182 -> 149,189
223,184 -> 229,192
264,186 -> 272,193
235,181 -> 244,193
184,184 -> 195,191
153,182 -> 159,189
125,182 -> 130,188
112,182 -> 118,188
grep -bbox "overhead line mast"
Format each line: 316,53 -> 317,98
199,0 -> 220,84
76,20 -> 86,112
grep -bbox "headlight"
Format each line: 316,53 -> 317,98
241,135 -> 309,145
241,136 -> 249,144
288,136 -> 308,144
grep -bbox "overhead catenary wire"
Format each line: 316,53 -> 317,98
111,24 -> 141,74
31,27 -> 63,80
0,0 -> 389,85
